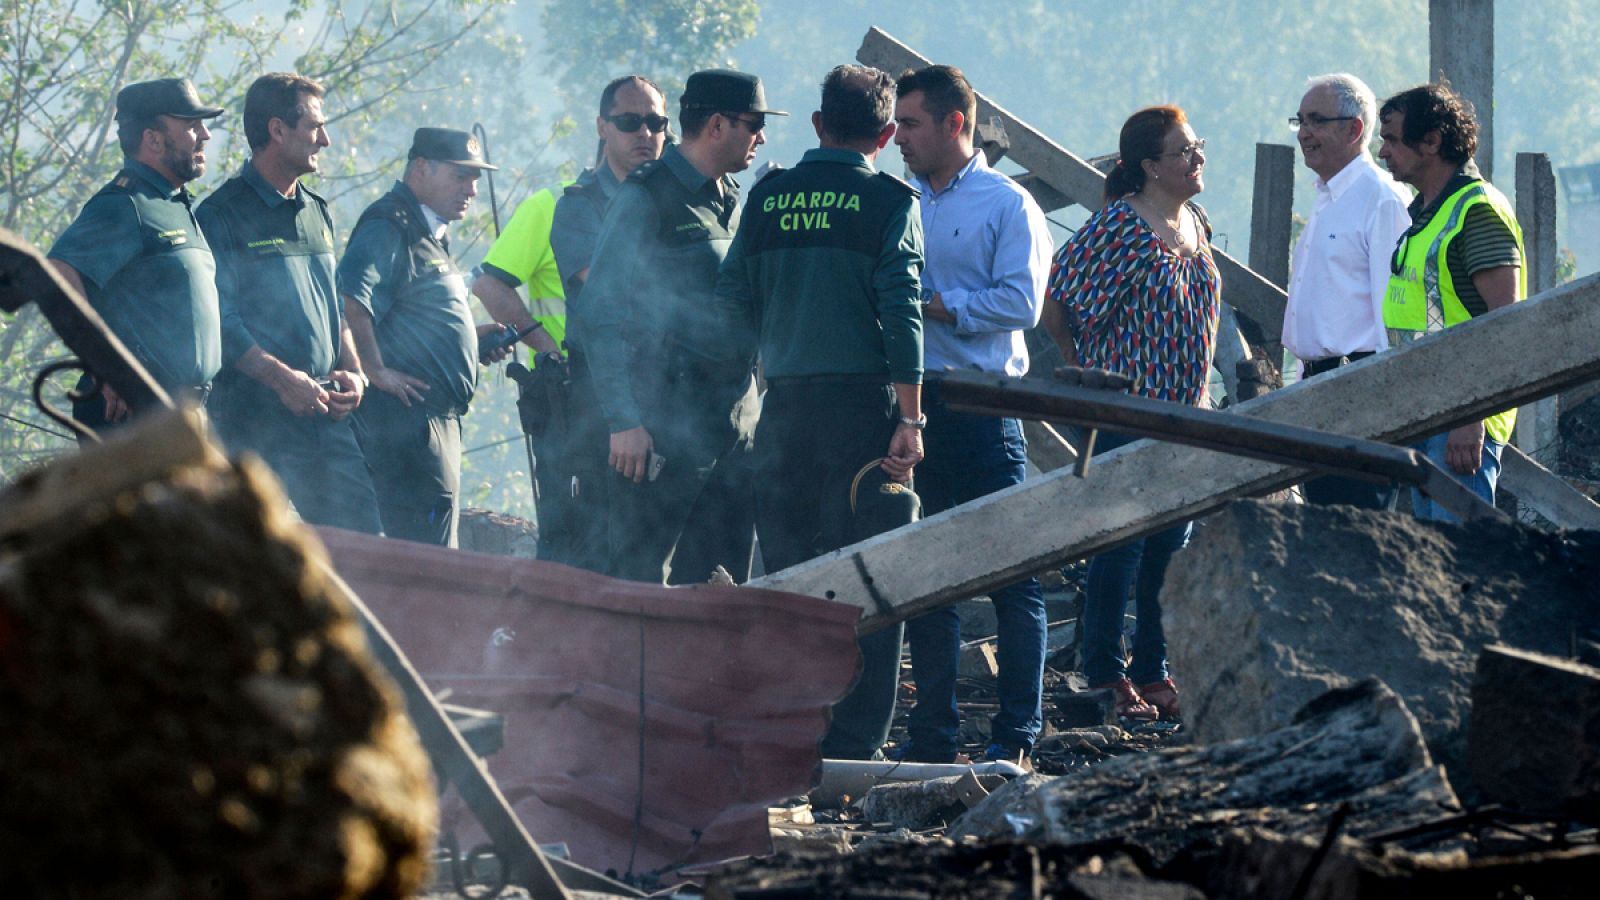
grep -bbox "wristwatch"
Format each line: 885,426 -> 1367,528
898,414 -> 928,430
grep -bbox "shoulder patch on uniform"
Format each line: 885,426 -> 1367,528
874,170 -> 920,198
114,175 -> 131,188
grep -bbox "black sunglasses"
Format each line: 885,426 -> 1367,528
605,113 -> 670,134
725,113 -> 767,133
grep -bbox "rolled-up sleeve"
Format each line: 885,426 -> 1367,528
48,193 -> 141,292
940,192 -> 1051,334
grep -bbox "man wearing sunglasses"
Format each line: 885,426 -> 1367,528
471,75 -> 667,571
1283,73 -> 1412,510
577,69 -> 785,584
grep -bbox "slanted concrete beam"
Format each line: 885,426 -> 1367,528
751,273 -> 1600,631
1498,445 -> 1600,531
857,27 -> 1287,337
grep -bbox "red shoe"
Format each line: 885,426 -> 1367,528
1093,678 -> 1158,722
1138,678 -> 1182,721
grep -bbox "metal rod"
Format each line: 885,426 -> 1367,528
934,369 -> 1504,522
472,123 -> 502,236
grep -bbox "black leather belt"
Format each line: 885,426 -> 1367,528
1303,351 -> 1374,378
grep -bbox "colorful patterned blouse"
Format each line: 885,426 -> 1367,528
1047,198 -> 1222,406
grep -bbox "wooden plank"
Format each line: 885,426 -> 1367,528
750,273 -> 1600,631
856,27 -> 1288,337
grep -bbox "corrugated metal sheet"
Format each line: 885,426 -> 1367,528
316,527 -> 862,876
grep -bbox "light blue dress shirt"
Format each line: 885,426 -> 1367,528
910,152 -> 1052,375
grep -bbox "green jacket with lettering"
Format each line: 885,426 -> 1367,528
714,148 -> 924,384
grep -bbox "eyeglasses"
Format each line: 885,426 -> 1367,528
605,113 -> 670,134
1288,114 -> 1357,129
725,113 -> 767,133
1160,139 -> 1206,160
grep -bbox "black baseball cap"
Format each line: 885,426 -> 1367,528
407,128 -> 498,171
680,70 -> 787,117
114,78 -> 224,122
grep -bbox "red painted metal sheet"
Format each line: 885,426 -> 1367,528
316,527 -> 862,876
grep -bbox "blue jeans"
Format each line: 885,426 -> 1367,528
904,388 -> 1046,756
1411,431 -> 1505,523
1080,432 -> 1193,687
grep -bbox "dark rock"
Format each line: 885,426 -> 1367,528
1468,644 -> 1600,817
1164,498 -> 1600,786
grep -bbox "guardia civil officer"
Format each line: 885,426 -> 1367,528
714,64 -> 925,759
340,128 -> 509,547
576,70 -> 784,584
196,73 -> 381,533
47,78 -> 224,433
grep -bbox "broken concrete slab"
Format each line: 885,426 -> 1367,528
1165,499 -> 1600,785
0,410 -> 435,900
1469,644 -> 1600,818
949,680 -> 1459,865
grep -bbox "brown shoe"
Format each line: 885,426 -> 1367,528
1093,678 -> 1158,722
1138,678 -> 1181,720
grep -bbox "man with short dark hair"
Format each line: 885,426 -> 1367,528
715,64 -> 924,759
340,128 -> 509,546
576,69 -> 784,584
1379,83 -> 1524,521
48,78 -> 224,432
892,64 -> 1053,765
1284,72 -> 1413,509
196,73 -> 380,532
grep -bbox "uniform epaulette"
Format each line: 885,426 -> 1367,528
874,170 -> 920,198
113,174 -> 132,189
625,159 -> 665,184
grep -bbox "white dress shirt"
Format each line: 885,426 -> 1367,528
1283,154 -> 1413,363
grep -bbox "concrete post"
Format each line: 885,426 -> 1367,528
1247,143 -> 1295,367
1515,152 -> 1560,463
1430,0 -> 1494,181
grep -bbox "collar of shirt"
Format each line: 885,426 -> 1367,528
909,149 -> 985,198
662,142 -> 727,196
240,160 -> 302,209
1408,161 -> 1482,221
798,147 -> 874,171
121,158 -> 188,201
1317,154 -> 1381,204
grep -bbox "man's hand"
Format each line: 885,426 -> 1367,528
100,383 -> 130,423
271,368 -> 331,417
923,293 -> 955,323
369,366 -> 430,407
325,369 -> 365,421
477,323 -> 516,364
609,426 -> 654,483
881,422 -> 925,482
1445,421 -> 1485,476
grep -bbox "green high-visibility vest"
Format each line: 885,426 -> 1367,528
1383,178 -> 1525,443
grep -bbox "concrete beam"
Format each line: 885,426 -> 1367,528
750,273 -> 1600,630
1430,0 -> 1495,181
1248,143 -> 1295,290
1498,444 -> 1600,531
857,27 -> 1287,338
1515,152 -> 1561,463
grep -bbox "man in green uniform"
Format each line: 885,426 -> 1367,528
340,128 -> 508,547
576,69 -> 782,584
714,64 -> 925,759
48,78 -> 224,433
196,73 -> 380,533
1378,83 -> 1524,521
473,74 -> 666,569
